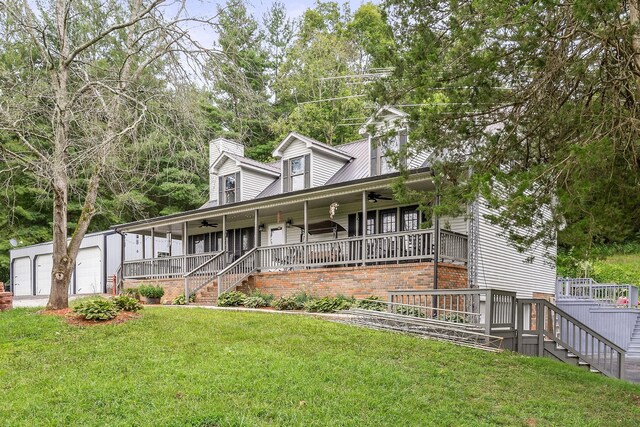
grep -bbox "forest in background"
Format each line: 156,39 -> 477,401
1,0 -> 639,284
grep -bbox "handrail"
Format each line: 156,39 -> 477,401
184,252 -> 227,302
556,277 -> 638,308
518,298 -> 625,379
216,248 -> 258,296
185,252 -> 225,277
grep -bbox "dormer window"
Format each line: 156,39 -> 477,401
282,154 -> 310,192
370,129 -> 408,176
225,174 -> 236,203
218,171 -> 240,205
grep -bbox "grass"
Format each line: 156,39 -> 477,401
1,308 -> 640,426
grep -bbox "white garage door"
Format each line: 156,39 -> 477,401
12,257 -> 32,296
35,254 -> 53,296
75,247 -> 102,294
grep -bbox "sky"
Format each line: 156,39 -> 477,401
184,0 -> 377,47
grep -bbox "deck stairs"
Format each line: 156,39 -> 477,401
543,340 -> 604,375
628,316 -> 640,356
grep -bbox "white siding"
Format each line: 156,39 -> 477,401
475,198 -> 556,298
442,216 -> 468,235
312,151 -> 347,187
281,138 -> 310,159
242,170 -> 277,201
209,139 -> 244,201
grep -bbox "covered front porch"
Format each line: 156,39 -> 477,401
116,175 -> 469,298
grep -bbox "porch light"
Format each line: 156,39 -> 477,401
258,224 -> 265,232
286,218 -> 293,228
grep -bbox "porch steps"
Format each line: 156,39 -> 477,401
542,340 -> 603,376
628,316 -> 640,356
194,277 -> 253,305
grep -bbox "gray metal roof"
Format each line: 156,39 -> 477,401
325,139 -> 369,185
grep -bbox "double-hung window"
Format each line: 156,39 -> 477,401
290,156 -> 305,191
283,154 -> 310,192
224,174 -> 236,204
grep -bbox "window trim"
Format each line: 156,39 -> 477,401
290,155 -> 305,191
224,173 -> 237,204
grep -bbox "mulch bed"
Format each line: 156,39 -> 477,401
39,307 -> 141,326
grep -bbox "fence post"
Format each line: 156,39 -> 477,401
516,300 -> 524,353
485,289 -> 493,336
629,286 -> 639,308
536,301 -> 545,357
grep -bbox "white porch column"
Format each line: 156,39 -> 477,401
303,201 -> 308,267
361,190 -> 367,265
150,227 -> 155,277
222,215 -> 227,264
254,209 -> 260,270
183,221 -> 189,303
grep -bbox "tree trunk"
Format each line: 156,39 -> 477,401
47,180 -> 72,309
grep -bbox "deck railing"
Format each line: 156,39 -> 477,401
184,252 -> 226,300
517,298 -> 626,379
387,289 -> 517,337
217,248 -> 258,295
556,277 -> 639,308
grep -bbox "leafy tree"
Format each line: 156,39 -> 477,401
0,0 -> 219,308
380,0 -> 640,258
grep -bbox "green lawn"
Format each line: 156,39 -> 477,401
1,308 -> 640,426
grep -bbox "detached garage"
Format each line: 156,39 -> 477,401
9,231 -> 121,297
9,230 -> 180,297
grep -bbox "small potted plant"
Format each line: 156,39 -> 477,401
138,285 -> 164,304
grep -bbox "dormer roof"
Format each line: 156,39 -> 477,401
359,106 -> 409,135
211,151 -> 280,177
272,132 -> 352,161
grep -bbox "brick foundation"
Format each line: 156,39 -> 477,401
237,262 -> 468,299
123,278 -> 184,304
0,290 -> 13,311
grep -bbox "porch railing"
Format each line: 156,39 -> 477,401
184,252 -> 226,300
257,229 -> 466,270
217,248 -> 258,295
123,252 -> 221,279
556,277 -> 639,308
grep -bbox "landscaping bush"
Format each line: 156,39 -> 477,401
217,291 -> 246,307
113,295 -> 143,312
356,296 -> 385,311
247,290 -> 274,305
244,296 -> 269,308
138,285 -> 164,299
172,293 -> 196,305
272,296 -> 303,310
304,295 -> 354,313
122,287 -> 140,299
73,298 -> 119,321
292,292 -> 313,306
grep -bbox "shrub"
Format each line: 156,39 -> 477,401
357,296 -> 386,311
244,296 -> 268,308
217,291 -> 246,307
248,290 -> 274,304
138,285 -> 165,299
113,295 -> 143,312
172,293 -> 196,305
292,292 -> 313,306
272,296 -> 303,310
304,295 -> 354,313
73,298 -> 119,321
122,287 -> 140,298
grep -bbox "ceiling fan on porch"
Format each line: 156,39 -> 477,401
368,192 -> 392,203
199,220 -> 218,228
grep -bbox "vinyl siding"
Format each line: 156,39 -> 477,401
312,151 -> 347,187
475,198 -> 556,297
209,140 -> 244,201
242,170 -> 277,201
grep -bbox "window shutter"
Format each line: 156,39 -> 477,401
218,176 -> 223,204
282,159 -> 290,192
235,171 -> 241,201
399,129 -> 408,168
304,154 -> 311,188
370,138 -> 378,176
